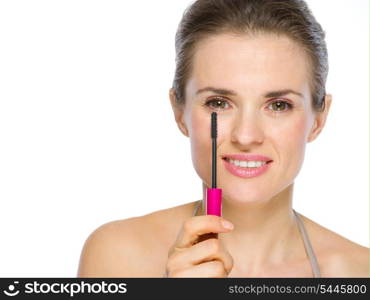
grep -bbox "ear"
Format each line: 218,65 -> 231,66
307,94 -> 332,143
169,88 -> 189,137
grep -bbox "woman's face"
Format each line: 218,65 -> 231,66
170,33 -> 330,205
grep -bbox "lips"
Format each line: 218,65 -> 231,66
221,153 -> 273,178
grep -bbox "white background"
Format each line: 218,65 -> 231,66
0,0 -> 368,276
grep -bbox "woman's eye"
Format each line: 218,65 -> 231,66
267,100 -> 293,112
204,98 -> 230,111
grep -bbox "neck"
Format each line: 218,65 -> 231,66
200,182 -> 302,275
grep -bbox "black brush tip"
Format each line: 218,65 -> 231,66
211,112 -> 217,139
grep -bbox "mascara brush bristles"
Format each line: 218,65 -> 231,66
211,112 -> 217,139
211,112 -> 217,188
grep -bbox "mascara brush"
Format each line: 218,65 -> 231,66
197,112 -> 223,243
206,112 -> 222,216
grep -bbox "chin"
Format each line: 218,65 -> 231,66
221,185 -> 272,207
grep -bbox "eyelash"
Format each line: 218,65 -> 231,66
203,97 -> 294,113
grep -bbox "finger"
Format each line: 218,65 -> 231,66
174,215 -> 234,249
171,260 -> 227,278
170,238 -> 234,274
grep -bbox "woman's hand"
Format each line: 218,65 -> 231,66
165,215 -> 234,277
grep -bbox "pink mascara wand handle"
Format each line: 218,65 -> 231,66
206,188 -> 222,216
196,188 -> 222,242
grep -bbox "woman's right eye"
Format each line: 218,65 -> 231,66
204,97 -> 231,111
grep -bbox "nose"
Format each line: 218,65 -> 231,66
230,111 -> 264,148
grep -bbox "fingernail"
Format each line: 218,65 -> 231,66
221,219 -> 234,230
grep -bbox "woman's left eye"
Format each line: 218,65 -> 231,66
204,97 -> 230,111
267,100 -> 293,112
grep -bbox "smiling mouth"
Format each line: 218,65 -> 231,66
222,157 -> 273,168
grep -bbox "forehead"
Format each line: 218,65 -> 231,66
186,33 -> 311,98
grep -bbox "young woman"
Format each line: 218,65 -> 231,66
77,0 -> 369,277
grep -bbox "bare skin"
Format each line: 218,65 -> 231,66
77,197 -> 369,277
78,33 -> 369,277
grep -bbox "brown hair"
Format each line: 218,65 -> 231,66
172,0 -> 328,112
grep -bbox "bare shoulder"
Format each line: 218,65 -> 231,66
299,214 -> 369,277
77,201 -> 197,277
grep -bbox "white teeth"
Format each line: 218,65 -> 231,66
248,161 -> 256,167
240,161 -> 247,167
228,159 -> 267,168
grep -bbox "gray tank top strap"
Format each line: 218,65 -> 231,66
192,200 -> 321,278
193,200 -> 202,216
293,209 -> 321,278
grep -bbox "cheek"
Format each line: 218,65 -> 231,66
188,109 -> 212,185
271,116 -> 308,149
269,115 -> 310,176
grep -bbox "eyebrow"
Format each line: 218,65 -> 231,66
196,86 -> 303,98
